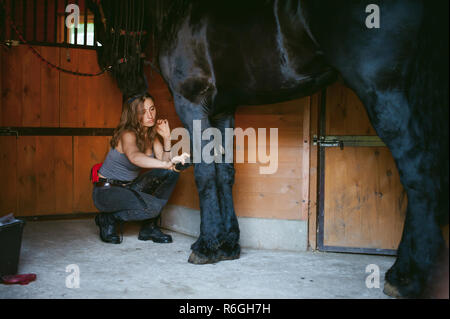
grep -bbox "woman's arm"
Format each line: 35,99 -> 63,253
153,135 -> 172,161
121,131 -> 173,170
154,119 -> 172,162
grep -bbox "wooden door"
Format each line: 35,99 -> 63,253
317,83 -> 406,255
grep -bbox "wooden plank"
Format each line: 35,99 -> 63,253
300,96 -> 310,220
323,147 -> 406,250
17,136 -> 38,216
40,46 -> 60,127
13,136 -> 73,216
73,136 -> 110,212
54,136 -> 73,213
35,136 -> 57,214
78,49 -> 100,127
325,82 -> 377,136
0,137 -> 18,215
59,48 -> 79,127
235,162 -> 301,178
1,46 -> 25,126
98,68 -> 122,128
234,192 -> 302,220
233,176 -> 302,195
22,46 -> 42,126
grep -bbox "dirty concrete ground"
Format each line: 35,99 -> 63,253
0,219 -> 396,299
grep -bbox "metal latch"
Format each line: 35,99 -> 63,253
313,135 -> 386,149
0,127 -> 19,138
313,135 -> 344,149
2,40 -> 20,47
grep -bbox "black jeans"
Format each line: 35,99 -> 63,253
92,169 -> 180,221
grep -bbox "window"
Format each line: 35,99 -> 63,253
66,15 -> 100,46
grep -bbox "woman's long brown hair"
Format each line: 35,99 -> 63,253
110,92 -> 158,152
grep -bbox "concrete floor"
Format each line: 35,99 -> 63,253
0,219 -> 396,299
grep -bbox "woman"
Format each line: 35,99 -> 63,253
92,92 -> 184,244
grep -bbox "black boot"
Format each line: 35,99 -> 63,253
138,219 -> 172,243
94,213 -> 122,244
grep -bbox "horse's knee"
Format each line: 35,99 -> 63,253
194,164 -> 216,190
216,164 -> 235,186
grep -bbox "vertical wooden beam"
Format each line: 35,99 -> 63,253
308,92 -> 320,251
300,97 -> 311,220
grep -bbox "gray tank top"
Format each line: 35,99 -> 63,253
99,148 -> 154,181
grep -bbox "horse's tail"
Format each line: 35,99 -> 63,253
405,0 -> 449,225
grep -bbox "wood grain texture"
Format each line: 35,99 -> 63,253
22,46 -> 42,126
17,136 -> 38,215
59,48 -> 79,127
1,46 -> 25,126
40,46 -> 60,127
73,136 -> 110,212
324,147 -> 406,250
16,136 -> 73,216
0,137 -> 18,216
325,82 -> 377,136
322,82 -> 406,251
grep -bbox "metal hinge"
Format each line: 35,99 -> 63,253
313,135 -> 386,149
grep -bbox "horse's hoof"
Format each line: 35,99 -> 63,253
188,251 -> 219,265
218,245 -> 240,261
383,281 -> 402,298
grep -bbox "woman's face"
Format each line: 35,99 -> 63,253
141,98 -> 156,127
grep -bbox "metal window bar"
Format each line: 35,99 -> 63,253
44,0 -> 48,42
33,0 -> 37,41
84,0 -> 88,46
3,0 -> 98,50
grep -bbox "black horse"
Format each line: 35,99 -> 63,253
88,0 -> 449,298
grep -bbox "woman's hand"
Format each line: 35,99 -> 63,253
162,160 -> 174,170
155,119 -> 171,139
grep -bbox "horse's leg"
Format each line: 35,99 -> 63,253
212,114 -> 241,260
302,0 -> 448,297
363,93 -> 448,298
173,93 -> 225,264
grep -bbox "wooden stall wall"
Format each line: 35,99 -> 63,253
1,43 -> 309,222
0,44 -> 122,216
0,0 -> 309,221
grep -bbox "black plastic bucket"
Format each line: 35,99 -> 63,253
0,219 -> 26,277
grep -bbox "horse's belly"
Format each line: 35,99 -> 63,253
208,0 -> 337,106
